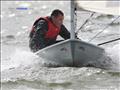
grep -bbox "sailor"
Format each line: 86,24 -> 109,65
29,9 -> 77,52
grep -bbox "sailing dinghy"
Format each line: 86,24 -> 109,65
36,39 -> 104,66
36,0 -> 120,67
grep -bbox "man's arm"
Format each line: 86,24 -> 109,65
59,25 -> 70,40
30,20 -> 48,51
59,25 -> 80,40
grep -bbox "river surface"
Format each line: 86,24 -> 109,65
1,1 -> 120,90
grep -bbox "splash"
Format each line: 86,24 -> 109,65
105,42 -> 120,71
1,48 -> 44,71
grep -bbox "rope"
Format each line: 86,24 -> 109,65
97,38 -> 120,46
75,12 -> 95,35
88,16 -> 120,42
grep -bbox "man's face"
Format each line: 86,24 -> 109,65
53,15 -> 64,28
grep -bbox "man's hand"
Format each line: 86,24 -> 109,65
75,34 -> 81,40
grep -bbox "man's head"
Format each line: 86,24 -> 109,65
51,9 -> 64,28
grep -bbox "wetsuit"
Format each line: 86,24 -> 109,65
29,16 -> 70,52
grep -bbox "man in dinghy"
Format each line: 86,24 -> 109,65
29,9 -> 75,52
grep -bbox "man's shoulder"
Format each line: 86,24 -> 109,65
34,17 -> 48,30
38,16 -> 51,24
38,18 -> 48,24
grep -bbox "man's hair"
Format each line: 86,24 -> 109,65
51,9 -> 64,17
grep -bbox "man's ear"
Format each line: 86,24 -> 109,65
51,16 -> 56,21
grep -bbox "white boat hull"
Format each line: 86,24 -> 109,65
36,39 -> 104,67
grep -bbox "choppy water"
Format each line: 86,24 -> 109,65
1,1 -> 120,90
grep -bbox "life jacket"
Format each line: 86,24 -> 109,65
30,16 -> 60,40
